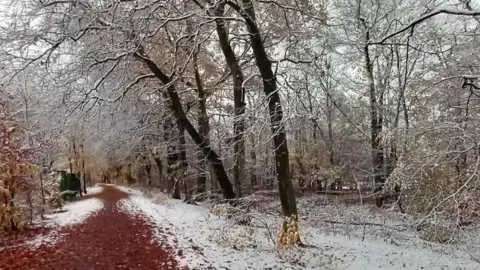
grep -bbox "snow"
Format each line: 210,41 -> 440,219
86,185 -> 104,196
117,188 -> 192,268
117,186 -> 480,270
10,196 -> 105,250
2,231 -> 63,251
22,231 -> 63,249
41,198 -> 104,228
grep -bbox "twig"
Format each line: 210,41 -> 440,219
461,246 -> 480,264
324,220 -> 408,232
250,215 -> 276,246
362,223 -> 366,242
370,8 -> 480,45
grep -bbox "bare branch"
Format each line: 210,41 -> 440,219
370,8 -> 480,45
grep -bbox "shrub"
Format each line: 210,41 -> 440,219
0,100 -> 36,232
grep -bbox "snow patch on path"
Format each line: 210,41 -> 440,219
3,231 -> 63,251
42,198 -> 104,228
86,185 -> 104,196
10,197 -> 105,250
22,231 -> 63,249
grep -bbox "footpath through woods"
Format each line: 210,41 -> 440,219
0,186 -> 184,270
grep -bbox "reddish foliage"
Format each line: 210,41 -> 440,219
0,186 -> 187,270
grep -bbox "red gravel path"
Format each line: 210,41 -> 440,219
0,186 -> 184,270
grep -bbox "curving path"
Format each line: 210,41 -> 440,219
0,186 -> 183,270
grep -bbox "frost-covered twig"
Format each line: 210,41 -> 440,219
416,154 -> 480,228
248,213 -> 276,246
323,220 -> 408,232
370,9 -> 480,45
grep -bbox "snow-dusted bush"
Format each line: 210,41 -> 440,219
385,129 -> 480,245
0,99 -> 37,231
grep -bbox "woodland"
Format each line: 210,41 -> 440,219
1,0 -> 480,266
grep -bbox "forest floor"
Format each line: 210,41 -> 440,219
2,185 -> 479,270
118,186 -> 480,270
0,185 -> 185,270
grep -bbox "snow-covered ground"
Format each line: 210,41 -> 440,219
41,197 -> 103,228
118,186 -> 480,270
18,188 -> 105,250
85,185 -> 104,196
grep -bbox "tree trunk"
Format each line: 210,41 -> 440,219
163,105 -> 181,199
27,180 -> 33,225
153,157 -> 163,189
81,143 -> 87,194
145,162 -> 152,186
193,47 -> 208,196
136,49 -> 236,200
39,165 -> 46,219
72,141 -> 82,196
230,0 -> 297,216
178,119 -> 191,201
326,94 -> 335,165
249,130 -> 257,192
388,46 -> 409,204
214,2 -> 246,198
172,174 -> 181,199
305,74 -> 317,141
364,32 -> 385,207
